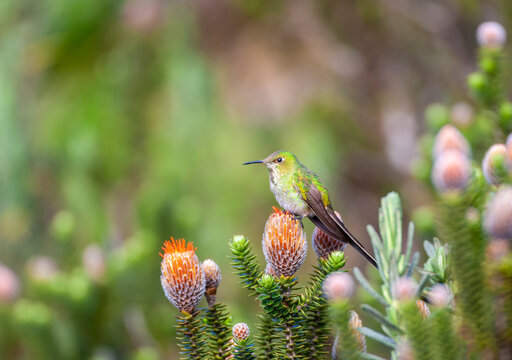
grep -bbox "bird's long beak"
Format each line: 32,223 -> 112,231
243,160 -> 263,165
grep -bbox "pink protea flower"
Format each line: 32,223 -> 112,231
392,277 -> 417,301
429,284 -> 452,307
202,259 -> 221,306
484,186 -> 512,240
450,102 -> 474,128
312,211 -> 346,259
160,238 -> 205,314
432,125 -> 471,159
262,207 -> 307,277
431,150 -> 472,192
476,21 -> 507,48
0,263 -> 20,303
323,272 -> 355,300
482,144 -> 509,185
232,323 -> 250,341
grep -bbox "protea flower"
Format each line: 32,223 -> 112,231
312,211 -> 346,259
484,186 -> 512,240
202,259 -> 221,306
416,300 -> 431,319
349,311 -> 366,352
262,207 -> 307,277
160,238 -> 205,314
323,272 -> 355,300
232,323 -> 250,341
476,21 -> 507,48
432,124 -> 471,159
482,144 -> 509,185
431,150 -> 472,192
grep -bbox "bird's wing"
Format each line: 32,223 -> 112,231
300,184 -> 378,268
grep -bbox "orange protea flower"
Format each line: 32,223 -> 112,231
262,207 -> 307,277
160,238 -> 205,313
416,299 -> 431,319
312,211 -> 346,259
349,311 -> 366,352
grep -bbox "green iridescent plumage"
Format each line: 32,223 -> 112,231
244,150 -> 377,267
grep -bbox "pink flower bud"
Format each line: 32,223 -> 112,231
26,256 -> 58,283
202,259 -> 221,306
323,272 -> 355,300
392,277 -> 417,301
0,263 -> 20,302
486,239 -> 510,261
477,21 -> 507,48
83,244 -> 106,283
429,284 -> 452,307
232,323 -> 250,341
450,102 -> 474,128
506,133 -> 512,164
432,125 -> 471,159
431,150 -> 472,192
484,186 -> 512,240
482,144 -> 509,185
312,211 -> 346,259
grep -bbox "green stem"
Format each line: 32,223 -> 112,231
204,304 -> 231,360
176,311 -> 206,360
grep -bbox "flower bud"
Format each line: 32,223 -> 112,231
432,125 -> 471,159
232,323 -> 250,341
416,300 -> 431,318
429,284 -> 452,307
0,263 -> 20,302
160,238 -> 205,313
431,150 -> 472,192
507,133 -> 512,163
476,21 -> 506,48
392,277 -> 417,301
486,238 -> 510,262
202,259 -> 221,306
262,207 -> 307,277
82,244 -> 106,283
484,186 -> 512,240
450,102 -> 474,128
323,272 -> 355,300
26,256 -> 58,283
312,211 -> 346,259
482,144 -> 509,185
349,311 -> 366,352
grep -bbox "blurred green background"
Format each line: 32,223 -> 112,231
0,0 -> 511,358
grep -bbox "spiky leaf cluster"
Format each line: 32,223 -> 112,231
175,312 -> 206,360
204,304 -> 231,360
232,339 -> 256,360
229,235 -> 262,292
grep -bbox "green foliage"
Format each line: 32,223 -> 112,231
204,304 -> 232,360
230,236 -> 263,293
175,312 -> 206,360
232,338 -> 256,360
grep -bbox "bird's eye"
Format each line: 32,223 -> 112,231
276,157 -> 283,163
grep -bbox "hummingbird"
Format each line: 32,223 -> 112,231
243,150 -> 377,268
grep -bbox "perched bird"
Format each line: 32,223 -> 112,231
244,150 -> 377,268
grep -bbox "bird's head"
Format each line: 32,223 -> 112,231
243,151 -> 300,176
